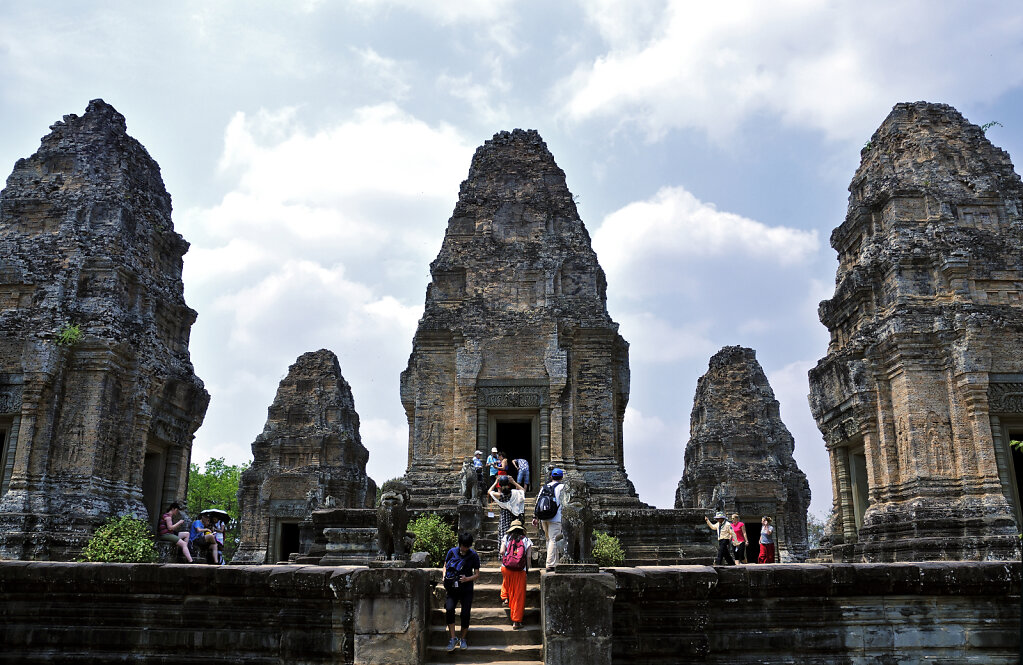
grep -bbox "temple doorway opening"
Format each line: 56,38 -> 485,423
745,522 -> 761,563
277,522 -> 300,563
491,413 -> 536,492
1005,428 -> 1023,527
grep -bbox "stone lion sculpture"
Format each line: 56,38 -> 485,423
459,457 -> 481,504
376,479 -> 414,560
557,476 -> 594,564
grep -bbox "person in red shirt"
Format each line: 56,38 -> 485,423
730,514 -> 748,564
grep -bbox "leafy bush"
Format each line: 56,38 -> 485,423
82,515 -> 158,563
56,323 -> 82,346
591,530 -> 625,567
406,513 -> 457,567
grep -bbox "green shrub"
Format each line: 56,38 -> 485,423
591,530 -> 625,567
82,515 -> 158,563
406,513 -> 457,567
57,323 -> 82,346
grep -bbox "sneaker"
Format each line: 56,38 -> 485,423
459,638 -> 468,650
446,638 -> 457,652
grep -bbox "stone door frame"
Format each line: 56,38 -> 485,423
988,376 -> 1023,530
475,381 -> 550,475
486,409 -> 539,485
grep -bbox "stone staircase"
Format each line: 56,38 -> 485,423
426,567 -> 543,664
476,495 -> 547,567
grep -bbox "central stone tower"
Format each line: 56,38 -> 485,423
401,129 -> 642,510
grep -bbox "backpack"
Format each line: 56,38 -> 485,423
444,548 -> 465,580
534,482 -> 559,520
502,537 -> 527,571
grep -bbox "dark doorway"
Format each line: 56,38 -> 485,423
1009,432 -> 1023,524
745,522 -> 762,563
496,420 -> 532,490
278,522 -> 300,563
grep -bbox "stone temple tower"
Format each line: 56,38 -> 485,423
677,346 -> 811,562
401,129 -> 642,510
809,102 -> 1023,562
234,349 -> 375,564
0,100 -> 209,560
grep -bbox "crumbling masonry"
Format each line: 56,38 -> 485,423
809,102 -> 1023,562
0,100 -> 209,560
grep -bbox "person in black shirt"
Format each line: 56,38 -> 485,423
443,531 -> 481,651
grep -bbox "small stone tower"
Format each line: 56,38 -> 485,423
0,100 -> 209,560
234,349 -> 375,564
401,129 -> 642,510
809,102 -> 1023,562
677,346 -> 810,561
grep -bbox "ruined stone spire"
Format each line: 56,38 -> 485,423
402,129 -> 640,510
809,102 -> 1023,562
234,349 -> 376,564
0,99 -> 209,560
677,346 -> 810,561
423,128 -> 612,329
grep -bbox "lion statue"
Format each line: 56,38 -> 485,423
459,457 -> 481,504
376,479 -> 415,560
557,476 -> 594,564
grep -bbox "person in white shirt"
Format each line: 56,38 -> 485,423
531,467 -> 565,570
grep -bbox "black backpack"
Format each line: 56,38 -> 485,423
534,481 -> 560,520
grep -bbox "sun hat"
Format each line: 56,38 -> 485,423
714,511 -> 727,521
474,450 -> 482,455
507,519 -> 525,534
491,447 -> 498,453
551,468 -> 564,479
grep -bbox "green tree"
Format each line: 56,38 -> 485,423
187,457 -> 248,561
807,510 -> 832,550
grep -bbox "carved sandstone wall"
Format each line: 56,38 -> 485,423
401,129 -> 640,510
234,349 -> 376,564
0,100 -> 209,560
809,102 -> 1023,562
677,346 -> 811,561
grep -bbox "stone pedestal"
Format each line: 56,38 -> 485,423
542,569 -> 615,665
350,567 -> 428,665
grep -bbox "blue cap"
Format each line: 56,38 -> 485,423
551,468 -> 564,479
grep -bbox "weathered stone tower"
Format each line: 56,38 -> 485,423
0,100 -> 209,560
677,346 -> 811,561
809,102 -> 1023,562
234,349 -> 375,564
401,129 -> 642,510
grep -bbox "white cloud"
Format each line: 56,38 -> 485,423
565,0 -> 1023,142
593,186 -> 818,290
617,312 -> 716,364
622,407 -> 684,508
361,418 -> 409,486
767,359 -> 832,516
354,47 -> 412,100
180,105 -> 473,484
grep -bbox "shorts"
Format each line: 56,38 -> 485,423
158,533 -> 180,544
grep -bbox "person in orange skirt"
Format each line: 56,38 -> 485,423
498,519 -> 533,629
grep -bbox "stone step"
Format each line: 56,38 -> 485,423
430,607 -> 540,626
425,643 -> 543,663
474,567 -> 542,584
428,624 -> 541,647
455,583 -> 540,605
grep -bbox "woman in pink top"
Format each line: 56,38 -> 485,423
730,514 -> 748,564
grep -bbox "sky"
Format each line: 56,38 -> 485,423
2,1 -> 1023,519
